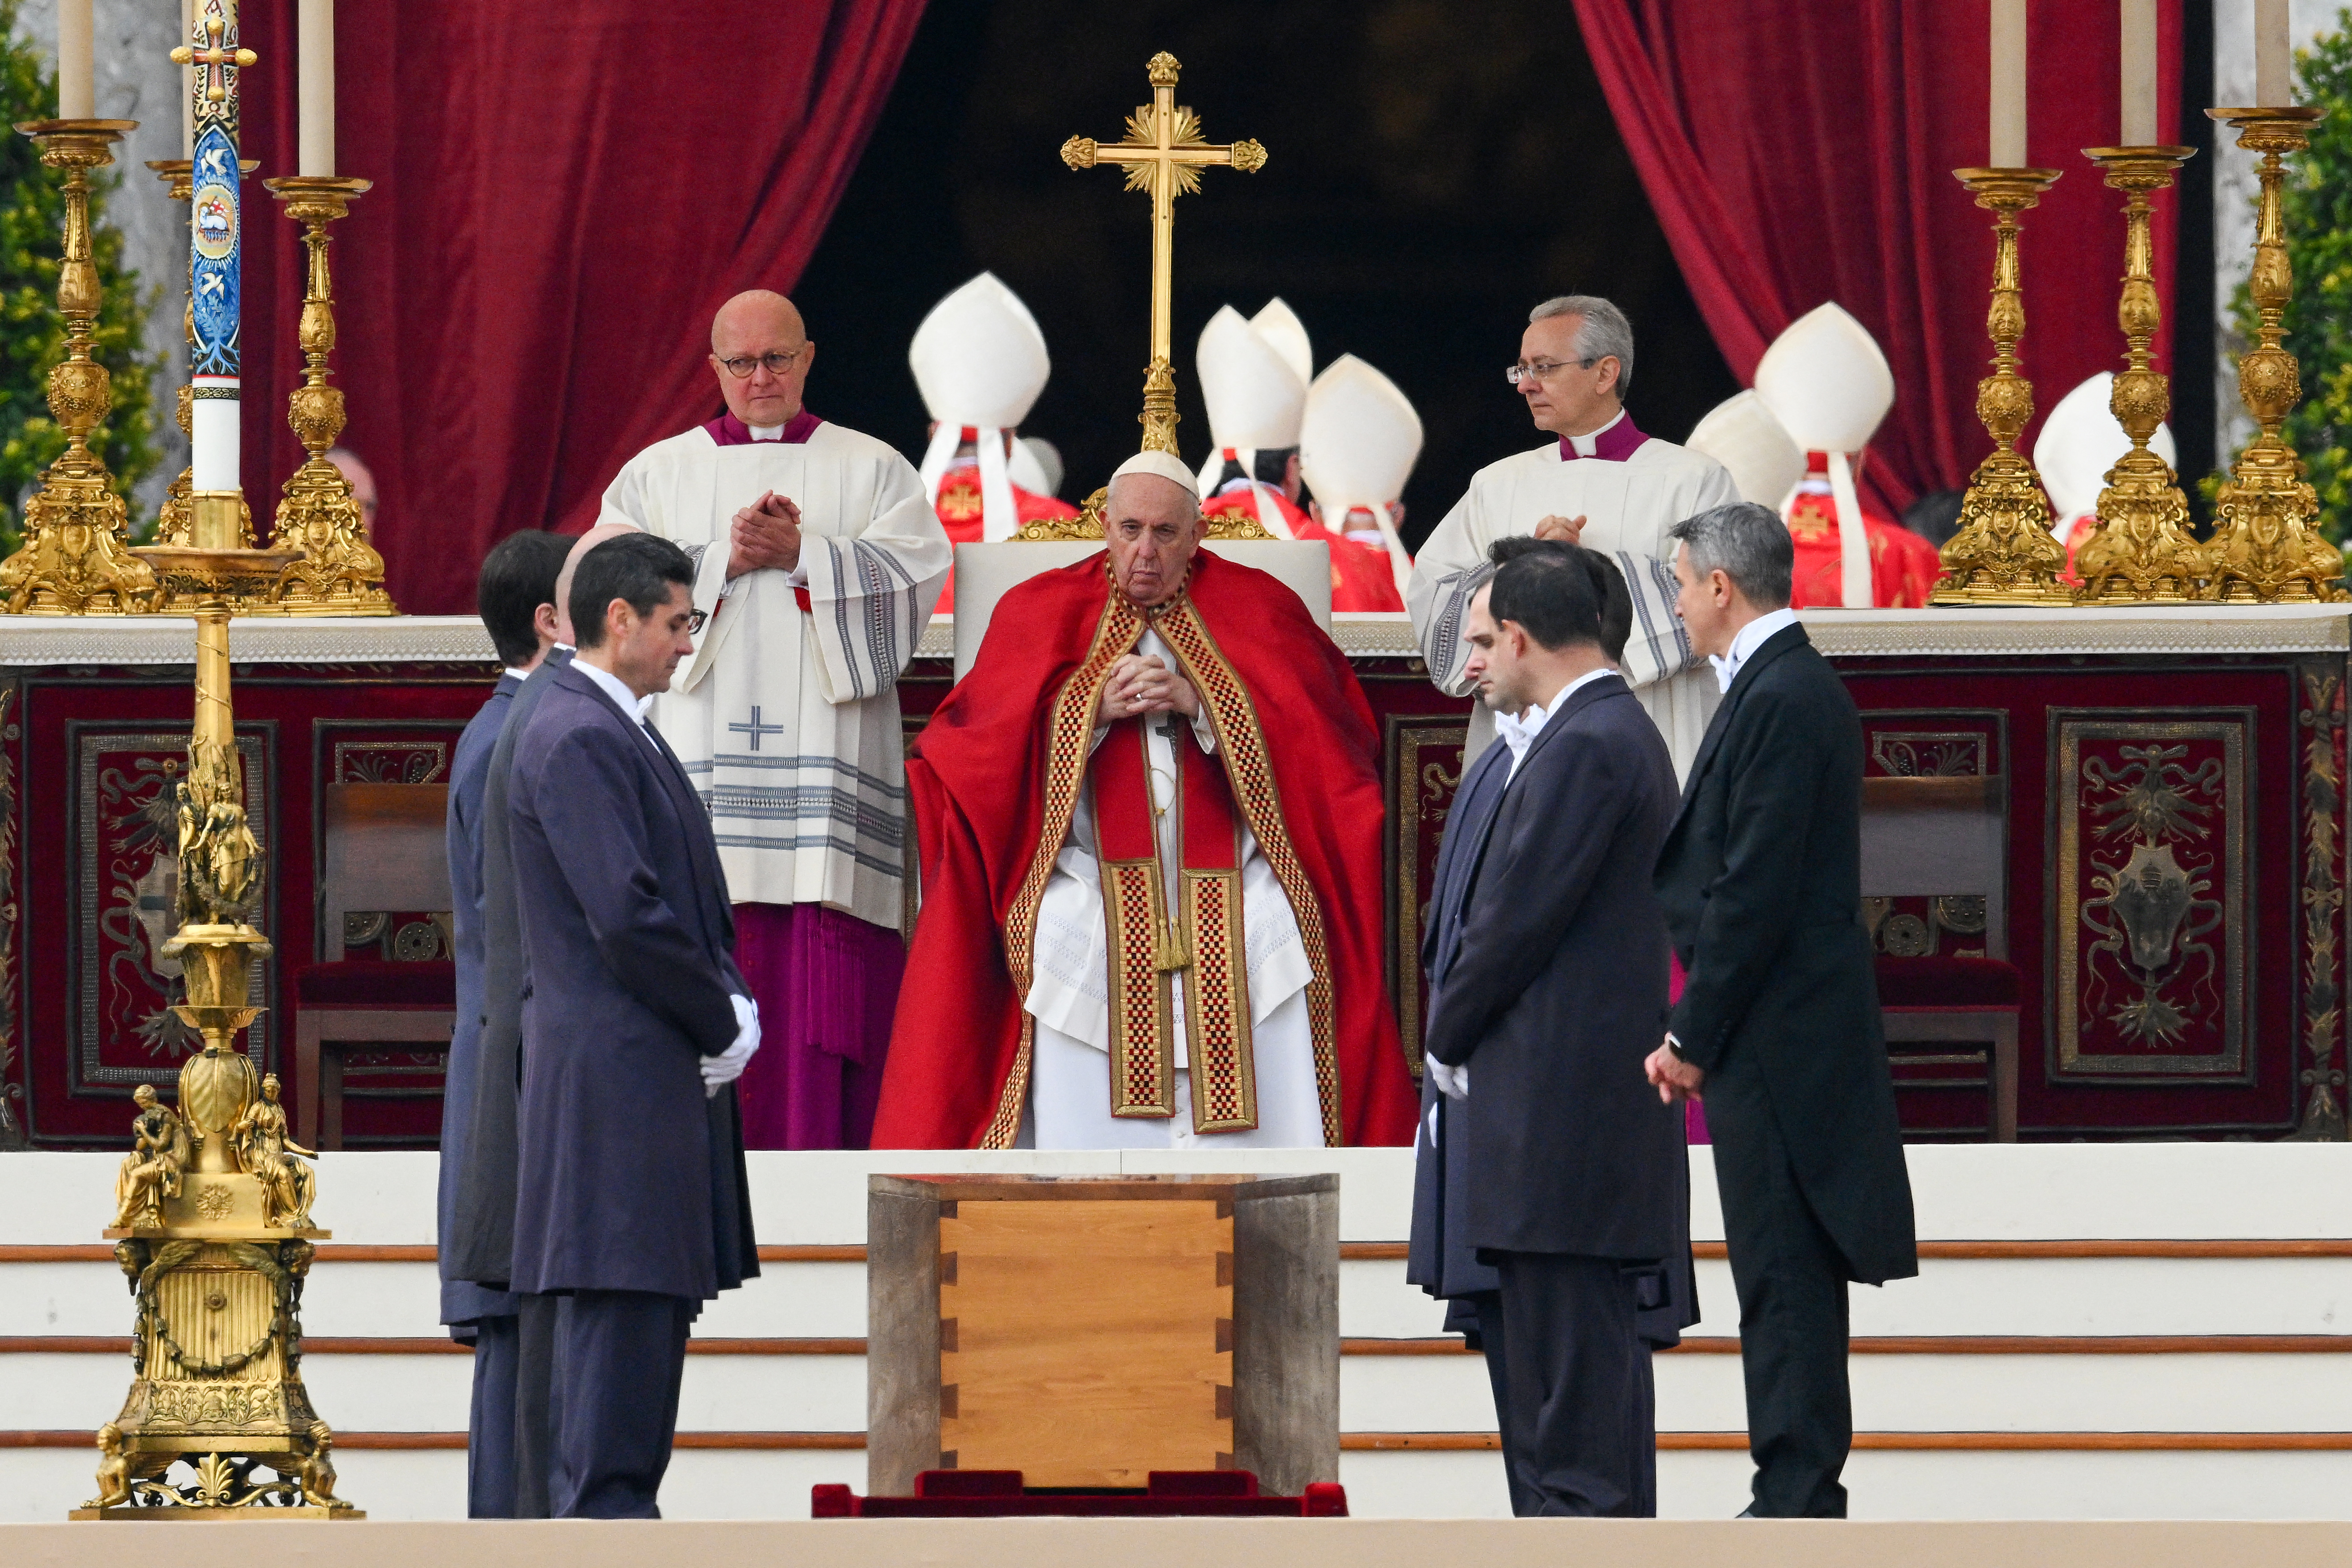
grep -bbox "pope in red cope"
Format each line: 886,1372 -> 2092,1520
874,451 -> 1418,1150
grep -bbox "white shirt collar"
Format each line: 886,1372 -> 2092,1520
501,666 -> 533,683
1563,407 -> 1627,459
573,657 -> 653,728
1709,607 -> 1801,693
747,422 -> 785,441
1497,667 -> 1616,780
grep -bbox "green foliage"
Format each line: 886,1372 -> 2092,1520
0,0 -> 160,558
2225,13 -> 2352,542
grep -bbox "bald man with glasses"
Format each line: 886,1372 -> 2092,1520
596,290 -> 950,1153
1408,295 -> 1738,779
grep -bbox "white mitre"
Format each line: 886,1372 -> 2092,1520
1686,390 -> 1806,510
1194,303 -> 1310,536
1015,435 -> 1063,499
911,272 -> 1051,541
2034,372 -> 2178,536
1298,353 -> 1420,594
1755,302 -> 1894,608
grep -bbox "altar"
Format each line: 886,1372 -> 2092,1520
0,602 -> 2336,1150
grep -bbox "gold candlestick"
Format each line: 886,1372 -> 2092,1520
2071,146 -> 2205,603
147,158 -> 257,569
2204,107 -> 2346,602
255,176 -> 392,616
1933,167 -> 2070,604
0,119 -> 159,615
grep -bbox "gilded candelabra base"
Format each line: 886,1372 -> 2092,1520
1934,167 -> 2070,605
254,176 -> 392,617
2072,147 -> 2206,605
0,120 -> 158,616
2205,107 -> 2347,604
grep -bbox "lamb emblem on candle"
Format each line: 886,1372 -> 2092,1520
194,192 -> 234,259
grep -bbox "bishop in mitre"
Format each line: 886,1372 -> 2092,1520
598,289 -> 950,1150
1409,294 -> 1737,774
1750,302 -> 1941,610
911,274 -> 1079,583
874,452 -> 1418,1150
1299,352 -> 1422,605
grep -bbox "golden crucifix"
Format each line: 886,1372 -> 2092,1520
1063,52 -> 1266,454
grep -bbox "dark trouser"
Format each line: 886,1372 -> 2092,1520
512,1292 -> 558,1518
1449,1290 -> 1536,1517
1710,1074 -> 1854,1518
547,1289 -> 695,1518
464,1313 -> 519,1517
1489,1253 -> 1655,1517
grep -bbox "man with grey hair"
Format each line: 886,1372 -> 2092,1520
1646,501 -> 1916,1517
875,450 -> 1418,1150
1409,295 -> 1738,778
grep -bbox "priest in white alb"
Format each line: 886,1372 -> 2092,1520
597,289 -> 950,1150
1408,295 -> 1737,776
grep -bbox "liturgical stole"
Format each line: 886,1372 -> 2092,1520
1090,713 -> 1259,1133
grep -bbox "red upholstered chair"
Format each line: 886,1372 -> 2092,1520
292,783 -> 456,1149
1860,774 -> 2020,1142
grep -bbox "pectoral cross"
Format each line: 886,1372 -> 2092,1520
1063,54 -> 1265,454
727,707 -> 785,752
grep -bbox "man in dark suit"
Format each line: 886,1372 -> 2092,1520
506,531 -> 761,1518
1646,500 -> 1918,1518
1408,539 -> 1659,1518
1419,539 -> 1690,1517
444,523 -> 635,1514
439,528 -> 567,1517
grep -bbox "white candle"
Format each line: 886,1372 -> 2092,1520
181,0 -> 193,157
57,0 -> 92,120
298,0 -> 334,176
1989,0 -> 2027,166
2256,0 -> 2293,104
2120,0 -> 2158,145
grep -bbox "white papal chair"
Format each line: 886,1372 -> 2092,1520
949,498 -> 1332,679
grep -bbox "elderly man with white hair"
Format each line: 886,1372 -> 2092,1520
874,451 -> 1419,1151
1409,295 -> 1738,779
595,289 -> 951,1151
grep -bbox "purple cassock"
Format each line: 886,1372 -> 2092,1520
702,406 -> 905,1150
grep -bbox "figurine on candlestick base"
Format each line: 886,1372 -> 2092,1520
1934,167 -> 2070,604
2071,147 -> 2206,604
256,176 -> 390,616
0,120 -> 159,615
2203,107 -> 2346,603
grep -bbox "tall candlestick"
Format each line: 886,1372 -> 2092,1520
2121,0 -> 2158,144
297,0 -> 332,177
1989,0 -> 2027,166
2256,0 -> 2294,104
180,0 -> 194,157
175,0 -> 256,514
57,0 -> 92,120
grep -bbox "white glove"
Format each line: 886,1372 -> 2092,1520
703,993 -> 761,1096
1427,1057 -> 1468,1101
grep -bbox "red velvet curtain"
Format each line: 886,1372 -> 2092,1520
1570,0 -> 2184,516
231,3 -> 929,614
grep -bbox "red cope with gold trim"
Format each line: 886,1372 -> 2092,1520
872,548 -> 1418,1150
1203,487 -> 1406,613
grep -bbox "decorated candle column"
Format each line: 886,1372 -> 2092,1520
175,0 -> 255,546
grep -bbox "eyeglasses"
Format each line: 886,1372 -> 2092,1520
714,348 -> 806,379
685,609 -> 708,636
1505,356 -> 1600,387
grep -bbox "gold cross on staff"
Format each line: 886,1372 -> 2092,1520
1063,52 -> 1266,455
172,12 -> 257,106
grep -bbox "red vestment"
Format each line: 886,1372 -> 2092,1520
1785,489 -> 1942,609
873,549 -> 1418,1149
932,460 -> 1080,601
1204,486 -> 1406,613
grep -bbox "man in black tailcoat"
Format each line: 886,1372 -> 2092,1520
1419,539 -> 1691,1516
439,527 -> 566,1517
444,523 -> 633,1514
505,531 -> 760,1518
1646,500 -> 1917,1519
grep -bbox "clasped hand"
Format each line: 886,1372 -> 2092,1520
1533,514 -> 1587,545
1096,653 -> 1201,728
728,489 -> 802,579
1644,1040 -> 1705,1104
